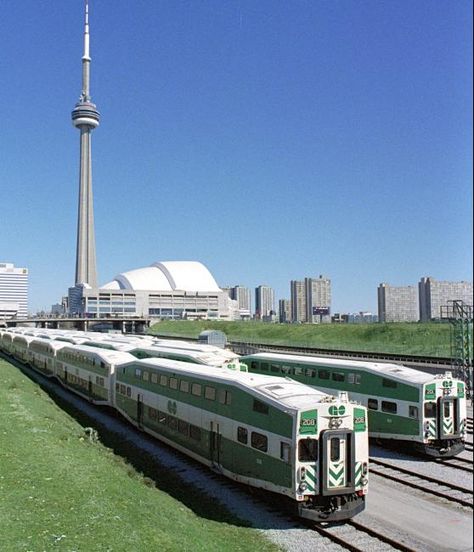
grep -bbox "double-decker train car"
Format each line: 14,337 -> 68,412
114,357 -> 368,521
241,352 -> 467,457
0,329 -> 369,522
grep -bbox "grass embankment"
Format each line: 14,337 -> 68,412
0,358 -> 280,552
149,321 -> 452,357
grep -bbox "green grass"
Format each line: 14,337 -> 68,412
149,320 -> 453,357
0,358 -> 281,552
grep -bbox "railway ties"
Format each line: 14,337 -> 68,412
369,459 -> 473,508
314,520 -> 418,552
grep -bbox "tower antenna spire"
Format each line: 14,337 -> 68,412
71,0 -> 100,291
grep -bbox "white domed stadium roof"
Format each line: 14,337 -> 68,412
101,261 -> 221,292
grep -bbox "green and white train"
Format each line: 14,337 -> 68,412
241,352 -> 467,457
0,331 -> 369,522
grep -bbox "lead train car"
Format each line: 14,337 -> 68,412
241,352 -> 467,457
114,357 -> 369,521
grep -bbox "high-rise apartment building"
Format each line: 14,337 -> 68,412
255,285 -> 275,320
229,285 -> 252,319
279,299 -> 292,323
290,280 -> 307,323
305,276 -> 332,323
419,277 -> 473,321
0,263 -> 29,319
378,283 -> 419,322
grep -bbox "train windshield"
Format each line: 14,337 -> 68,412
298,439 -> 318,462
424,402 -> 437,418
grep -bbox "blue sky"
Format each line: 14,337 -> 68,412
1,0 -> 472,314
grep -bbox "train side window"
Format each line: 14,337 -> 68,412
424,402 -> 437,418
368,398 -> 378,410
191,383 -> 202,396
135,368 -> 142,378
205,386 -> 216,400
281,365 -> 293,375
382,401 -> 397,414
251,432 -> 268,452
409,406 -> 419,419
253,399 -> 269,415
332,372 -> 345,382
180,380 -> 189,393
142,371 -> 149,382
261,363 -> 269,372
151,373 -> 158,384
348,373 -> 361,384
189,425 -> 201,441
169,377 -> 178,390
382,378 -> 397,388
237,427 -> 248,444
126,387 -> 131,398
306,369 -> 317,378
330,438 -> 341,462
294,367 -> 304,376
160,375 -> 168,386
218,389 -> 232,405
251,361 -> 258,370
168,416 -> 178,431
270,364 -> 280,373
298,439 -> 318,461
280,442 -> 291,463
178,420 -> 189,436
318,370 -> 330,380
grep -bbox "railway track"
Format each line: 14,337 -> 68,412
369,459 -> 473,508
314,520 -> 419,552
437,455 -> 473,474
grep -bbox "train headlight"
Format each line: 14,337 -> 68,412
298,482 -> 308,492
362,477 -> 368,486
329,418 -> 339,429
362,462 -> 368,476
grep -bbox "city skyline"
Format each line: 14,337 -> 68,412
1,1 -> 472,313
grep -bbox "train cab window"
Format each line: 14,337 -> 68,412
280,442 -> 291,463
270,364 -> 280,373
332,372 -> 345,382
382,401 -> 397,414
191,383 -> 202,396
409,406 -> 419,419
160,375 -> 168,387
253,400 -> 269,415
424,402 -> 437,418
218,389 -> 232,405
237,427 -> 248,444
318,370 -> 330,380
180,381 -> 189,393
368,398 -> 378,410
330,438 -> 341,462
251,432 -> 268,452
169,378 -> 178,390
261,363 -> 269,372
298,439 -> 318,462
205,386 -> 216,400
382,378 -> 397,388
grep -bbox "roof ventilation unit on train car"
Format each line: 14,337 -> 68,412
338,391 -> 349,402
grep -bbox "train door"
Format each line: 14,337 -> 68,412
137,393 -> 144,429
438,397 -> 460,439
210,422 -> 222,469
321,430 -> 355,495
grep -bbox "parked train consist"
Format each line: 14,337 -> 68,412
241,352 -> 467,457
0,330 -> 369,522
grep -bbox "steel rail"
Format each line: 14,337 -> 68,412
369,459 -> 473,508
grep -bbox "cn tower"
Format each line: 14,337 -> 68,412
71,0 -> 100,289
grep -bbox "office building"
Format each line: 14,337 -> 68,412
229,285 -> 252,319
419,277 -> 473,321
290,280 -> 307,323
378,283 -> 419,322
305,276 -> 332,323
0,263 -> 29,319
255,285 -> 275,320
279,299 -> 292,323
